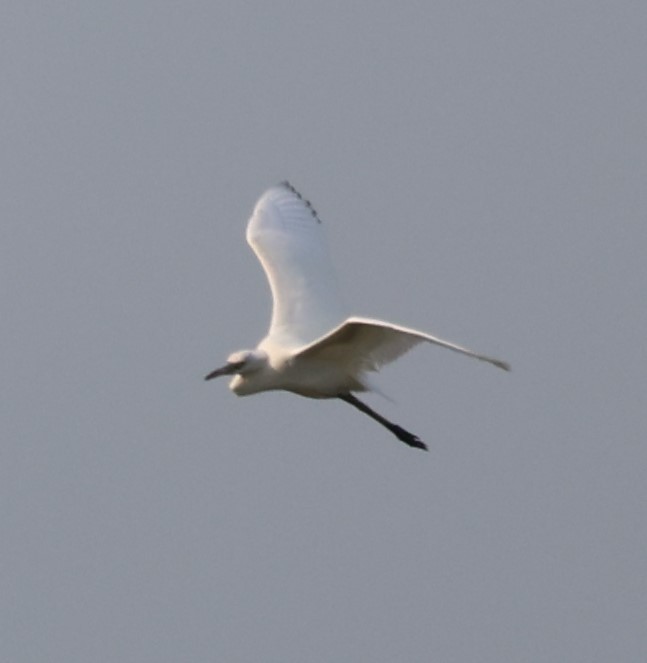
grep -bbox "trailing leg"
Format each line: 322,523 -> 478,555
338,393 -> 427,451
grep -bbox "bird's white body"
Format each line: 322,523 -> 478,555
206,182 -> 509,449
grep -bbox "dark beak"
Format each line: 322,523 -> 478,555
204,364 -> 235,381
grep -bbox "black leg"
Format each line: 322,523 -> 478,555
338,393 -> 428,451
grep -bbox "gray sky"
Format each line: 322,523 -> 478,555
3,2 -> 646,661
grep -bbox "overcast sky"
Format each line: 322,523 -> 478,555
2,2 -> 646,661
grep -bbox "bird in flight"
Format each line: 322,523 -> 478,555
205,182 -> 509,450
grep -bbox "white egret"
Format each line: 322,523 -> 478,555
206,182 -> 509,450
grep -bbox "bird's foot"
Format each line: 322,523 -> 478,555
391,425 -> 428,451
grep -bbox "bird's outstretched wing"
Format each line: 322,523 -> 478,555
247,182 -> 346,346
292,316 -> 510,372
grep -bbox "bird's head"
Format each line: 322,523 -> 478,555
204,349 -> 268,395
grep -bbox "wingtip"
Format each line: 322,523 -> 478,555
492,358 -> 511,372
279,180 -> 301,198
275,181 -> 322,223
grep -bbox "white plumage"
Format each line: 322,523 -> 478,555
246,182 -> 345,347
206,182 -> 509,450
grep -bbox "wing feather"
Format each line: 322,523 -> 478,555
246,183 -> 346,346
292,317 -> 510,372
